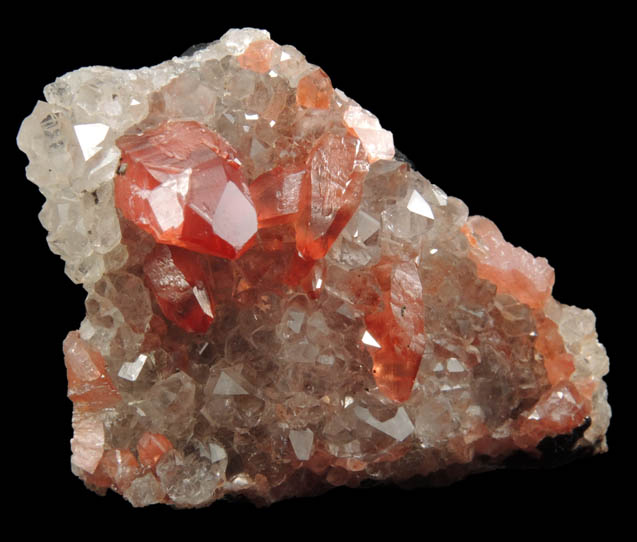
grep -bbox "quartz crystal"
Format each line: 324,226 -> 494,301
17,28 -> 611,508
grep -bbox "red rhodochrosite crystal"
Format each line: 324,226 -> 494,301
115,120 -> 257,259
250,164 -> 304,228
295,132 -> 369,261
143,244 -> 215,333
238,39 -> 278,74
364,261 -> 426,402
462,216 -> 554,309
18,28 -> 610,509
85,449 -> 140,491
296,68 -> 333,109
137,432 -> 174,470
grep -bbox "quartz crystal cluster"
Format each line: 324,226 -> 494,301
17,29 -> 610,508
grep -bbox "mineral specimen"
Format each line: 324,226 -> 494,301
17,28 -> 610,508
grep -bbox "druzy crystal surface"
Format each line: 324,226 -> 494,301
17,28 -> 610,508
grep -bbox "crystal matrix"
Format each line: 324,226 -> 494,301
17,28 -> 610,508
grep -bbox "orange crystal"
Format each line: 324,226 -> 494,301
238,39 -> 279,74
364,261 -> 426,402
296,68 -> 333,109
249,164 -> 304,228
85,449 -> 140,491
137,432 -> 174,470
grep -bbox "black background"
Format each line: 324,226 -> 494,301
8,5 -> 627,536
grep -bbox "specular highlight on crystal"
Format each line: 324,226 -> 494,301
17,28 -> 610,508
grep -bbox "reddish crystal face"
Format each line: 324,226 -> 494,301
364,262 -> 425,402
143,245 -> 215,333
115,121 -> 257,260
295,133 -> 369,261
250,164 -> 304,228
63,331 -> 120,410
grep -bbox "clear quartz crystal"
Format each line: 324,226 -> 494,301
17,28 -> 610,508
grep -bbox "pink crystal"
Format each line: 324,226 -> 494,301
463,215 -> 554,309
343,104 -> 395,163
63,331 -> 120,410
70,410 -> 105,474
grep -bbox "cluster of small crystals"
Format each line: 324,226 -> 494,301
18,29 -> 610,508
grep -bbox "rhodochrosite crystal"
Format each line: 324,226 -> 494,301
17,29 -> 610,508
